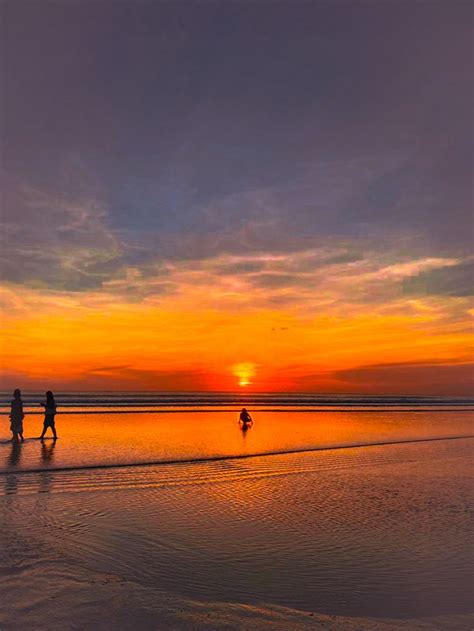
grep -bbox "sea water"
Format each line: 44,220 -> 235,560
0,392 -> 472,472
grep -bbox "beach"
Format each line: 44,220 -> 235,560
0,398 -> 473,629
3,0 -> 473,627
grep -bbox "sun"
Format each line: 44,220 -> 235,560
232,362 -> 256,388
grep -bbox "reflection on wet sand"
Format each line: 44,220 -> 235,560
4,441 -> 22,495
39,439 -> 57,493
1,439 -> 471,620
1,408 -> 472,474
40,439 -> 57,465
8,441 -> 22,467
2,439 -> 58,495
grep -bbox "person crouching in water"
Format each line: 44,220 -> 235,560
10,388 -> 25,443
40,391 -> 58,440
239,407 -> 253,429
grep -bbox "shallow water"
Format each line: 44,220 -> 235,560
0,407 -> 472,472
0,438 -> 472,619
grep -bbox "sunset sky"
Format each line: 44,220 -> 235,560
1,1 -> 472,394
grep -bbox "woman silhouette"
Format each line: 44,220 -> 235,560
40,391 -> 58,440
9,389 -> 25,443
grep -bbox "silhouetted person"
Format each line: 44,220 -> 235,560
9,389 -> 25,443
40,391 -> 57,440
239,407 -> 253,429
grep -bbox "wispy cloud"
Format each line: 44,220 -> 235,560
403,260 -> 474,297
0,173 -> 123,290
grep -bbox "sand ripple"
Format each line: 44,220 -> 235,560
1,439 -> 472,620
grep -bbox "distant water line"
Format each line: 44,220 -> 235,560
2,407 -> 474,415
1,391 -> 473,409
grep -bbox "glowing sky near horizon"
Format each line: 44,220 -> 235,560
1,1 -> 472,394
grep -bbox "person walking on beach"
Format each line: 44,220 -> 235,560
40,391 -> 58,440
9,389 -> 25,443
239,407 -> 253,428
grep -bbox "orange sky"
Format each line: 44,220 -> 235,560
1,252 -> 472,394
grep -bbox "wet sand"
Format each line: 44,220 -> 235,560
0,428 -> 472,630
0,562 -> 472,630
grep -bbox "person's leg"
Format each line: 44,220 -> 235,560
40,423 -> 46,439
52,424 -> 57,439
20,432 -> 24,442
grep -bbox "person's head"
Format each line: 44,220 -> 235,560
46,391 -> 55,403
13,388 -> 21,399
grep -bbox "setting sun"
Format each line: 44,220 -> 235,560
232,362 -> 256,388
